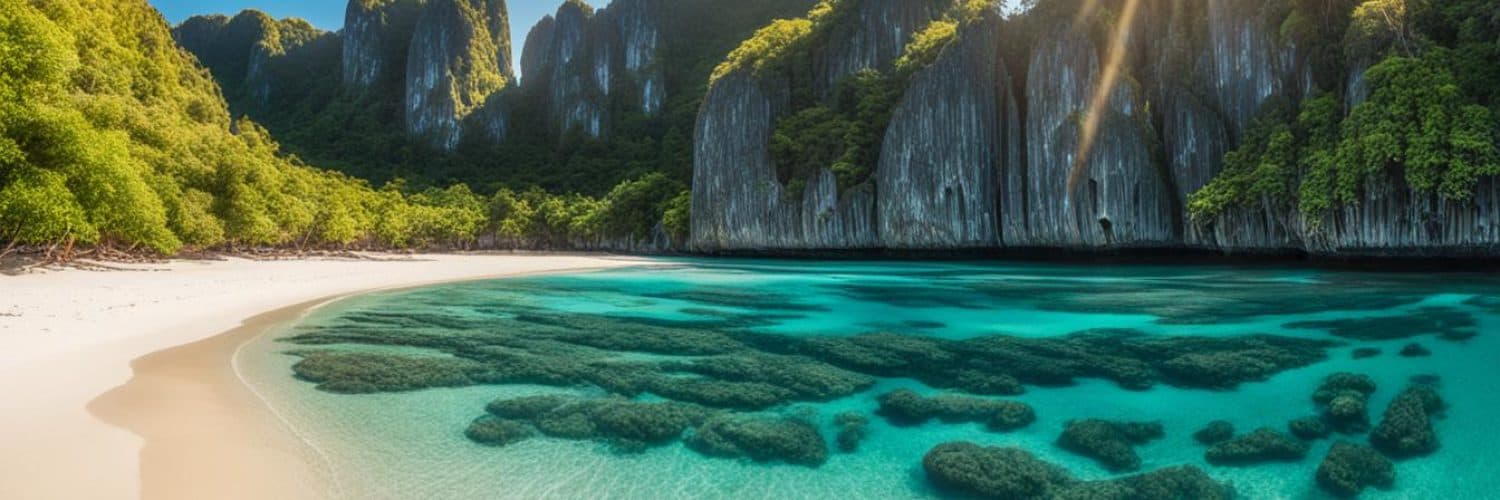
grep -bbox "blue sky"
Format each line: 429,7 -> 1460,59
148,0 -> 603,76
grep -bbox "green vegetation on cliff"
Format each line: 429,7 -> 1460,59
0,0 -> 419,254
718,0 -> 968,197
0,0 -> 680,256
1190,0 -> 1500,222
163,0 -> 811,250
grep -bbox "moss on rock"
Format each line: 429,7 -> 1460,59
685,414 -> 828,467
1370,385 -> 1445,458
922,442 -> 1232,499
1204,427 -> 1309,465
875,389 -> 1036,431
922,442 -> 1071,499
1316,441 -> 1395,498
1055,419 -> 1165,472
1313,373 -> 1377,433
1289,416 -> 1331,440
833,411 -> 869,453
1193,420 -> 1235,445
464,415 -> 534,446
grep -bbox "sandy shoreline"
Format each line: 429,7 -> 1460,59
0,254 -> 642,499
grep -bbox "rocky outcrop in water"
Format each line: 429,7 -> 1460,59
404,0 -> 512,150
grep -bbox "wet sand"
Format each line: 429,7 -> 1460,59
0,254 -> 641,499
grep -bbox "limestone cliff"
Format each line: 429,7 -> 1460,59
173,11 -> 338,108
404,0 -> 512,150
877,10 -> 1016,249
1017,22 -> 1176,248
691,0 -> 947,252
517,0 -> 664,139
343,0 -> 427,89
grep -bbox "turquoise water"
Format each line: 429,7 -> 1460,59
238,259 -> 1500,499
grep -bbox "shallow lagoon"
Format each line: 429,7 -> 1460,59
239,259 -> 1500,499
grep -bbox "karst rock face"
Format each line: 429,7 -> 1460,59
876,9 -> 1015,249
343,0 -> 428,90
174,11 -> 336,107
691,0 -> 948,252
690,0 -> 1500,257
404,0 -> 512,151
518,0 -> 665,140
1017,21 -> 1175,248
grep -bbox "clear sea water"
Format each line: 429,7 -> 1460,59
237,259 -> 1500,499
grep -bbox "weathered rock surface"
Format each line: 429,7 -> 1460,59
689,0 -> 1500,257
404,0 -> 512,150
343,0 -> 427,89
1017,22 -> 1175,248
690,0 -> 949,252
517,0 -> 664,139
876,11 -> 1015,249
813,0 -> 953,95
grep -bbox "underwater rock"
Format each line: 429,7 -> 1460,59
1286,307 -> 1477,342
1055,419 -> 1165,472
645,378 -> 797,410
798,333 -> 957,377
1193,420 -> 1235,445
1204,427 -> 1309,465
923,443 -> 1071,499
485,394 -> 573,420
833,411 -> 869,453
922,442 -> 1232,499
1371,385 -> 1445,458
1316,441 -> 1395,498
480,396 -> 711,450
1399,343 -> 1432,357
875,389 -> 1035,431
685,414 -> 828,467
1289,416 -> 1331,440
1352,348 -> 1382,359
290,351 -> 488,393
511,312 -> 747,355
1313,373 -> 1377,433
465,415 -> 534,446
797,330 -> 1333,395
660,354 -> 876,401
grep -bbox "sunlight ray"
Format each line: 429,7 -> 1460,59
1068,0 -> 1143,193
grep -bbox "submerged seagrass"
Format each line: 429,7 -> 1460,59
247,260 -> 1489,498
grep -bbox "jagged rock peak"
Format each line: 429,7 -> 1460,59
342,0 -> 428,89
814,0 -> 954,95
173,10 -> 333,106
520,15 -> 557,85
520,0 -> 665,138
404,0 -> 513,150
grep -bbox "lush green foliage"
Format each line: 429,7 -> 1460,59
712,18 -> 815,84
770,71 -> 900,194
1190,0 -> 1500,222
165,1 -> 810,248
745,0 -> 964,197
0,0 -> 547,255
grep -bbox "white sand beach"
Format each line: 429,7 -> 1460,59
0,254 -> 641,499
